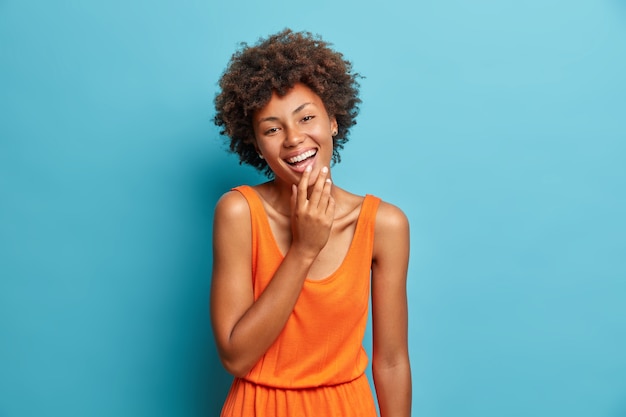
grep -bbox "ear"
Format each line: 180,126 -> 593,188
330,117 -> 338,136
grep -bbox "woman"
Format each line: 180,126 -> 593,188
211,29 -> 411,417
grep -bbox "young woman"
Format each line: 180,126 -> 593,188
211,29 -> 411,417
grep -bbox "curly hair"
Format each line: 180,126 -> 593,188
214,29 -> 361,177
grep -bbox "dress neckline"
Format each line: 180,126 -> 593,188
242,185 -> 371,284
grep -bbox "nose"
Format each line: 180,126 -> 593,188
283,126 -> 304,147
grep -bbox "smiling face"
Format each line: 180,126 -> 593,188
253,83 -> 338,187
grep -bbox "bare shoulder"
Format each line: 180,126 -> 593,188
214,189 -> 251,222
372,200 -> 409,265
212,189 -> 252,283
374,200 -> 410,234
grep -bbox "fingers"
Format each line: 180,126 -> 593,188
309,166 -> 330,208
294,166 -> 334,215
324,186 -> 335,216
297,166 -> 312,207
291,166 -> 334,255
291,183 -> 297,213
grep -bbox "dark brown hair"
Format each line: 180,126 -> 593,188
214,29 -> 361,176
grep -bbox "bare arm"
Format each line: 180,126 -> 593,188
210,167 -> 335,377
371,202 -> 412,417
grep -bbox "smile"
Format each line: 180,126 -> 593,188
285,149 -> 317,165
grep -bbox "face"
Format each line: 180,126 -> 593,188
252,83 -> 338,187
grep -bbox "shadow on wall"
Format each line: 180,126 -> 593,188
191,145 -> 264,416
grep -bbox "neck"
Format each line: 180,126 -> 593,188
266,179 -> 293,216
260,178 -> 341,217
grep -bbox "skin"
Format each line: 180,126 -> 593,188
210,83 -> 411,417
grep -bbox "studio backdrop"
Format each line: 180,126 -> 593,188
1,0 -> 625,416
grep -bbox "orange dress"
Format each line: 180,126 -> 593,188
220,185 -> 381,417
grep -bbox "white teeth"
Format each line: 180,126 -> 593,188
286,150 -> 316,164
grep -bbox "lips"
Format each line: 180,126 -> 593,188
285,149 -> 317,166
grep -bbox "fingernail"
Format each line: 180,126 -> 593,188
322,166 -> 328,173
326,178 -> 332,183
305,165 -> 312,172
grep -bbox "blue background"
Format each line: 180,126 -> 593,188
1,0 -> 625,416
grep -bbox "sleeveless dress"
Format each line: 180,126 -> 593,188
220,185 -> 381,417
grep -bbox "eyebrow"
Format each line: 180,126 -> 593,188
257,102 -> 314,124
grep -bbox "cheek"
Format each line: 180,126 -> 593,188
257,141 -> 281,160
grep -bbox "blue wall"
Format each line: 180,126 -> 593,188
1,1 -> 625,416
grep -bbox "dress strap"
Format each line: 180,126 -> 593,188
231,185 -> 269,280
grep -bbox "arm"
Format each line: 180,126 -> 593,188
210,167 -> 335,377
371,202 -> 412,417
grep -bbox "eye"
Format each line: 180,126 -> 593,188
302,115 -> 315,122
264,127 -> 280,136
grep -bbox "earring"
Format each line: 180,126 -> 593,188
258,154 -> 264,159
332,130 -> 338,136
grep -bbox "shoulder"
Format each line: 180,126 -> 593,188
213,189 -> 251,223
372,200 -> 409,263
374,200 -> 409,234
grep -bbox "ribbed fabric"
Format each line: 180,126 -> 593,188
221,373 -> 376,417
220,185 -> 380,417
